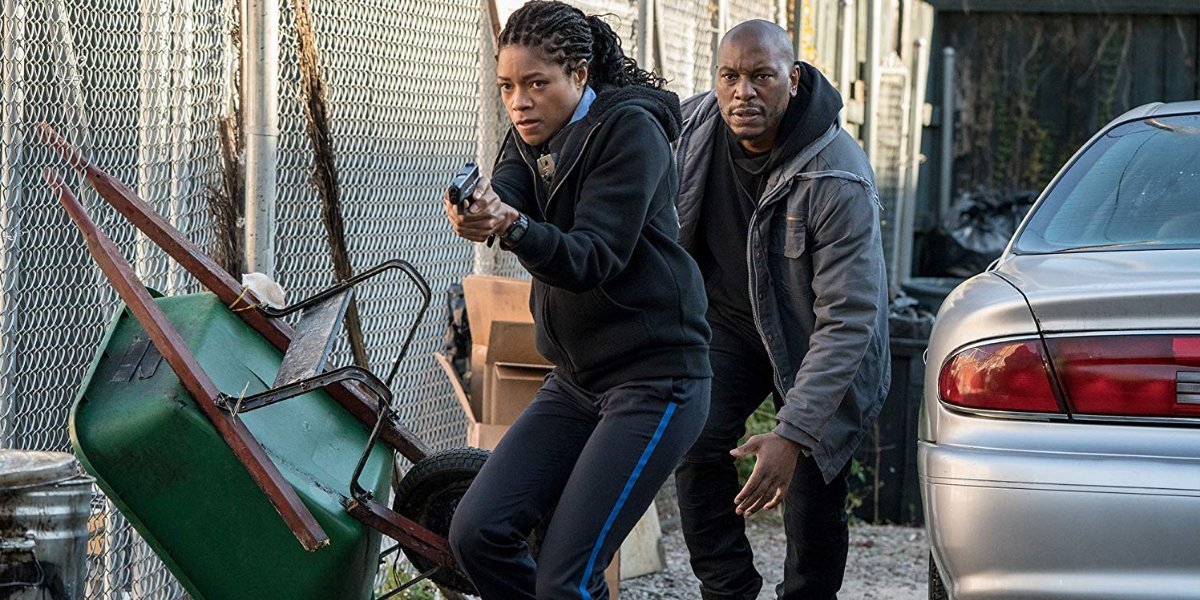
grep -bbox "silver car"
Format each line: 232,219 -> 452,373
921,101 -> 1200,600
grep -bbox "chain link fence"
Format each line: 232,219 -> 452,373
1,0 -> 785,597
658,0 -> 719,99
3,0 -> 231,596
274,0 -> 480,453
726,0 -> 783,31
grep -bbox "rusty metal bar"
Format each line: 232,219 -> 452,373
36,123 -> 430,464
345,497 -> 457,569
45,168 -> 330,552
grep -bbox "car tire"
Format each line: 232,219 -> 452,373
929,552 -> 949,600
392,447 -> 548,594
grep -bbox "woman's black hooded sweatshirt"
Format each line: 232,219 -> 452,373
490,84 -> 712,391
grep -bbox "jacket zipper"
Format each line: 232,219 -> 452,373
742,128 -> 845,395
746,183 -> 794,395
510,128 -> 601,376
545,126 -> 599,211
512,140 -> 547,219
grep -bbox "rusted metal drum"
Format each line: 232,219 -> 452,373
0,451 -> 93,600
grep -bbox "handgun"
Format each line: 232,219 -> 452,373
447,162 -> 480,214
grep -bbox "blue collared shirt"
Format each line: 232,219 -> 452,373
569,86 -> 597,124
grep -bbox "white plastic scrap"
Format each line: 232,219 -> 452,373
241,272 -> 287,309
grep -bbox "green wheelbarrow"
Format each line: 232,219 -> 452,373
38,124 -> 501,599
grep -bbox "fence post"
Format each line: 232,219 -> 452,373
836,0 -> 854,129
0,0 -> 25,448
863,0 -> 882,162
243,0 -> 279,277
899,36 -> 930,285
939,46 -> 955,223
637,0 -> 654,69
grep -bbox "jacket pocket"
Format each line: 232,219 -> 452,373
595,284 -> 661,345
769,215 -> 807,259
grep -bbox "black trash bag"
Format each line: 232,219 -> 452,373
444,283 -> 471,391
888,291 -> 935,341
918,187 -> 1037,278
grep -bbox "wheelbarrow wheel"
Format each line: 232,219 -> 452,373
392,447 -> 548,594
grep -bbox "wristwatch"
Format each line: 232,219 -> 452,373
502,212 -> 530,244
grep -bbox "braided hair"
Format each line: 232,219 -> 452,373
499,0 -> 667,89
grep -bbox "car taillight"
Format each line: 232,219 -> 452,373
1046,334 -> 1200,417
938,339 -> 1062,413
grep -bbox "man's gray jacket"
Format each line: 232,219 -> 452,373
676,91 -> 891,482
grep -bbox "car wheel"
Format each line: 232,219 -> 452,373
392,447 -> 548,594
929,552 -> 949,600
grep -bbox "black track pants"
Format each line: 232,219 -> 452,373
450,371 -> 710,599
675,319 -> 850,600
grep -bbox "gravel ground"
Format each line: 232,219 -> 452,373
622,511 -> 928,600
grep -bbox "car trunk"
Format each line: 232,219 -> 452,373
993,248 -> 1200,422
995,248 -> 1200,332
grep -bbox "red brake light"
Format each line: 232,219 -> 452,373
1046,335 -> 1200,417
938,339 -> 1062,413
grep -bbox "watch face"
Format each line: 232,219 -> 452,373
505,214 -> 529,242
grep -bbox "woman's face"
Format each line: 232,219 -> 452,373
497,45 -> 587,146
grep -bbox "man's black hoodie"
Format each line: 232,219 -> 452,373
490,84 -> 712,391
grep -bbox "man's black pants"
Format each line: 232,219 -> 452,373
450,371 -> 709,599
675,319 -> 850,600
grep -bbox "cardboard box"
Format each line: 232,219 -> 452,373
487,363 -> 548,425
462,275 -> 542,409
483,319 -> 551,425
435,351 -> 507,449
458,276 -> 552,431
436,276 -> 550,448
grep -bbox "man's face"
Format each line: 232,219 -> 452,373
715,37 -> 799,153
497,45 -> 587,147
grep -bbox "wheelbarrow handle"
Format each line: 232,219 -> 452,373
45,168 -> 331,552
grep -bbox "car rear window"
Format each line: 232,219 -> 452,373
1014,113 -> 1200,253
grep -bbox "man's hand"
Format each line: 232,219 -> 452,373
443,174 -> 518,242
731,432 -> 803,516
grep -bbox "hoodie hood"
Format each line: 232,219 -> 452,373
587,83 -> 683,142
763,62 -> 843,173
519,83 -> 683,192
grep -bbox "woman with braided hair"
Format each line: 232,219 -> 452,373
443,1 -> 711,597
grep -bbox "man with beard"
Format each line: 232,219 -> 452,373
672,20 -> 891,600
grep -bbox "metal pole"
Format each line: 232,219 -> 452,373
862,0 -> 882,162
637,0 -> 653,70
792,0 -> 803,61
242,0 -> 279,277
939,46 -> 955,221
837,1 -> 853,93
899,37 -> 930,285
0,0 -> 25,447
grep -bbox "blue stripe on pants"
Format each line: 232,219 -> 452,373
578,401 -> 678,599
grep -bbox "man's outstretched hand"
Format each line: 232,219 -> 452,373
731,432 -> 803,516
